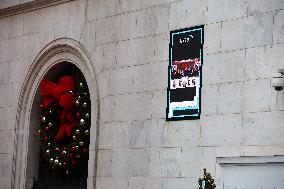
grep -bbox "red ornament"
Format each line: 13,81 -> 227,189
40,104 -> 44,109
45,127 -> 49,131
63,147 -> 67,151
69,154 -> 73,158
63,161 -> 67,166
76,112 -> 80,119
71,146 -> 75,152
44,136 -> 48,142
55,147 -> 60,152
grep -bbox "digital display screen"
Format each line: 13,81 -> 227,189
167,25 -> 204,120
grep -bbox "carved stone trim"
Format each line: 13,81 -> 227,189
12,38 -> 100,189
0,0 -> 75,18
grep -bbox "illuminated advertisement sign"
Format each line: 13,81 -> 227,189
167,25 -> 204,120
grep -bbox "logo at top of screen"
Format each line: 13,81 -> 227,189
179,35 -> 193,44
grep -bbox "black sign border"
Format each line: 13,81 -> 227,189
166,25 -> 204,121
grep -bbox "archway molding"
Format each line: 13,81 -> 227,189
12,38 -> 100,189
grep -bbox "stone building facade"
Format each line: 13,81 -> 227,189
0,0 -> 284,189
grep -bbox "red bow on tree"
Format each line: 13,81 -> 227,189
40,76 -> 78,141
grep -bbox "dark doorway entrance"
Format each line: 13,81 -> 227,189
31,63 -> 90,189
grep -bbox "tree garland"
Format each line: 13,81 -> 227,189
38,74 -> 91,175
197,169 -> 216,189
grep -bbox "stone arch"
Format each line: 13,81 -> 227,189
11,38 -> 100,189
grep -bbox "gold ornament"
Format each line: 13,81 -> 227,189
72,135 -> 76,140
42,117 -> 46,122
62,150 -> 66,155
54,159 -> 59,165
85,130 -> 89,135
46,150 -> 50,154
38,129 -> 41,134
66,170 -> 69,174
75,145 -> 79,149
59,162 -> 62,167
83,102 -> 87,108
50,158 -> 54,163
85,113 -> 90,119
80,119 -> 85,125
47,142 -> 51,146
79,141 -> 84,146
78,95 -> 81,100
75,129 -> 80,134
79,83 -> 83,87
48,123 -> 52,127
49,110 -> 52,114
75,100 -> 80,106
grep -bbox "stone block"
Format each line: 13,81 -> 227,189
67,0 -> 86,41
218,82 -> 243,114
216,145 -> 242,157
273,10 -> 284,44
0,131 -> 14,154
99,95 -> 115,122
38,6 -> 55,33
128,177 -> 163,189
161,147 -> 182,177
221,18 -> 246,51
200,114 -> 242,146
9,59 -> 29,85
99,121 -> 130,149
241,145 -> 284,156
97,150 -> 112,176
130,119 -> 164,148
202,147 -> 217,177
117,11 -> 138,41
53,3 -> 69,39
208,0 -> 247,23
169,0 -> 207,31
164,120 -> 200,147
0,154 -> 12,177
23,9 -> 40,35
243,111 -> 284,145
180,147 -> 202,177
271,43 -> 284,76
247,0 -> 284,15
246,13 -> 273,48
149,149 -> 162,177
0,61 -> 9,85
0,107 -> 16,130
8,14 -> 24,39
0,177 -> 11,189
243,79 -> 270,113
0,17 -> 10,40
111,149 -> 129,176
141,0 -> 177,9
163,178 -> 196,189
245,45 -> 272,80
0,85 -> 11,107
119,0 -> 141,14
204,22 -> 221,55
126,149 -> 150,177
111,149 -> 150,177
151,90 -> 167,119
95,16 -> 119,44
96,177 -> 128,189
136,5 -> 169,37
203,50 -> 245,85
145,33 -> 169,63
201,84 -> 218,116
101,93 -> 152,122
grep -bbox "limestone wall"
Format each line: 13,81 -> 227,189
0,0 -> 284,189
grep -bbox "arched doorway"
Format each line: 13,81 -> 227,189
30,62 -> 91,188
12,38 -> 99,189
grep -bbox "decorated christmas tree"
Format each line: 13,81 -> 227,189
197,169 -> 216,189
38,71 -> 90,176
